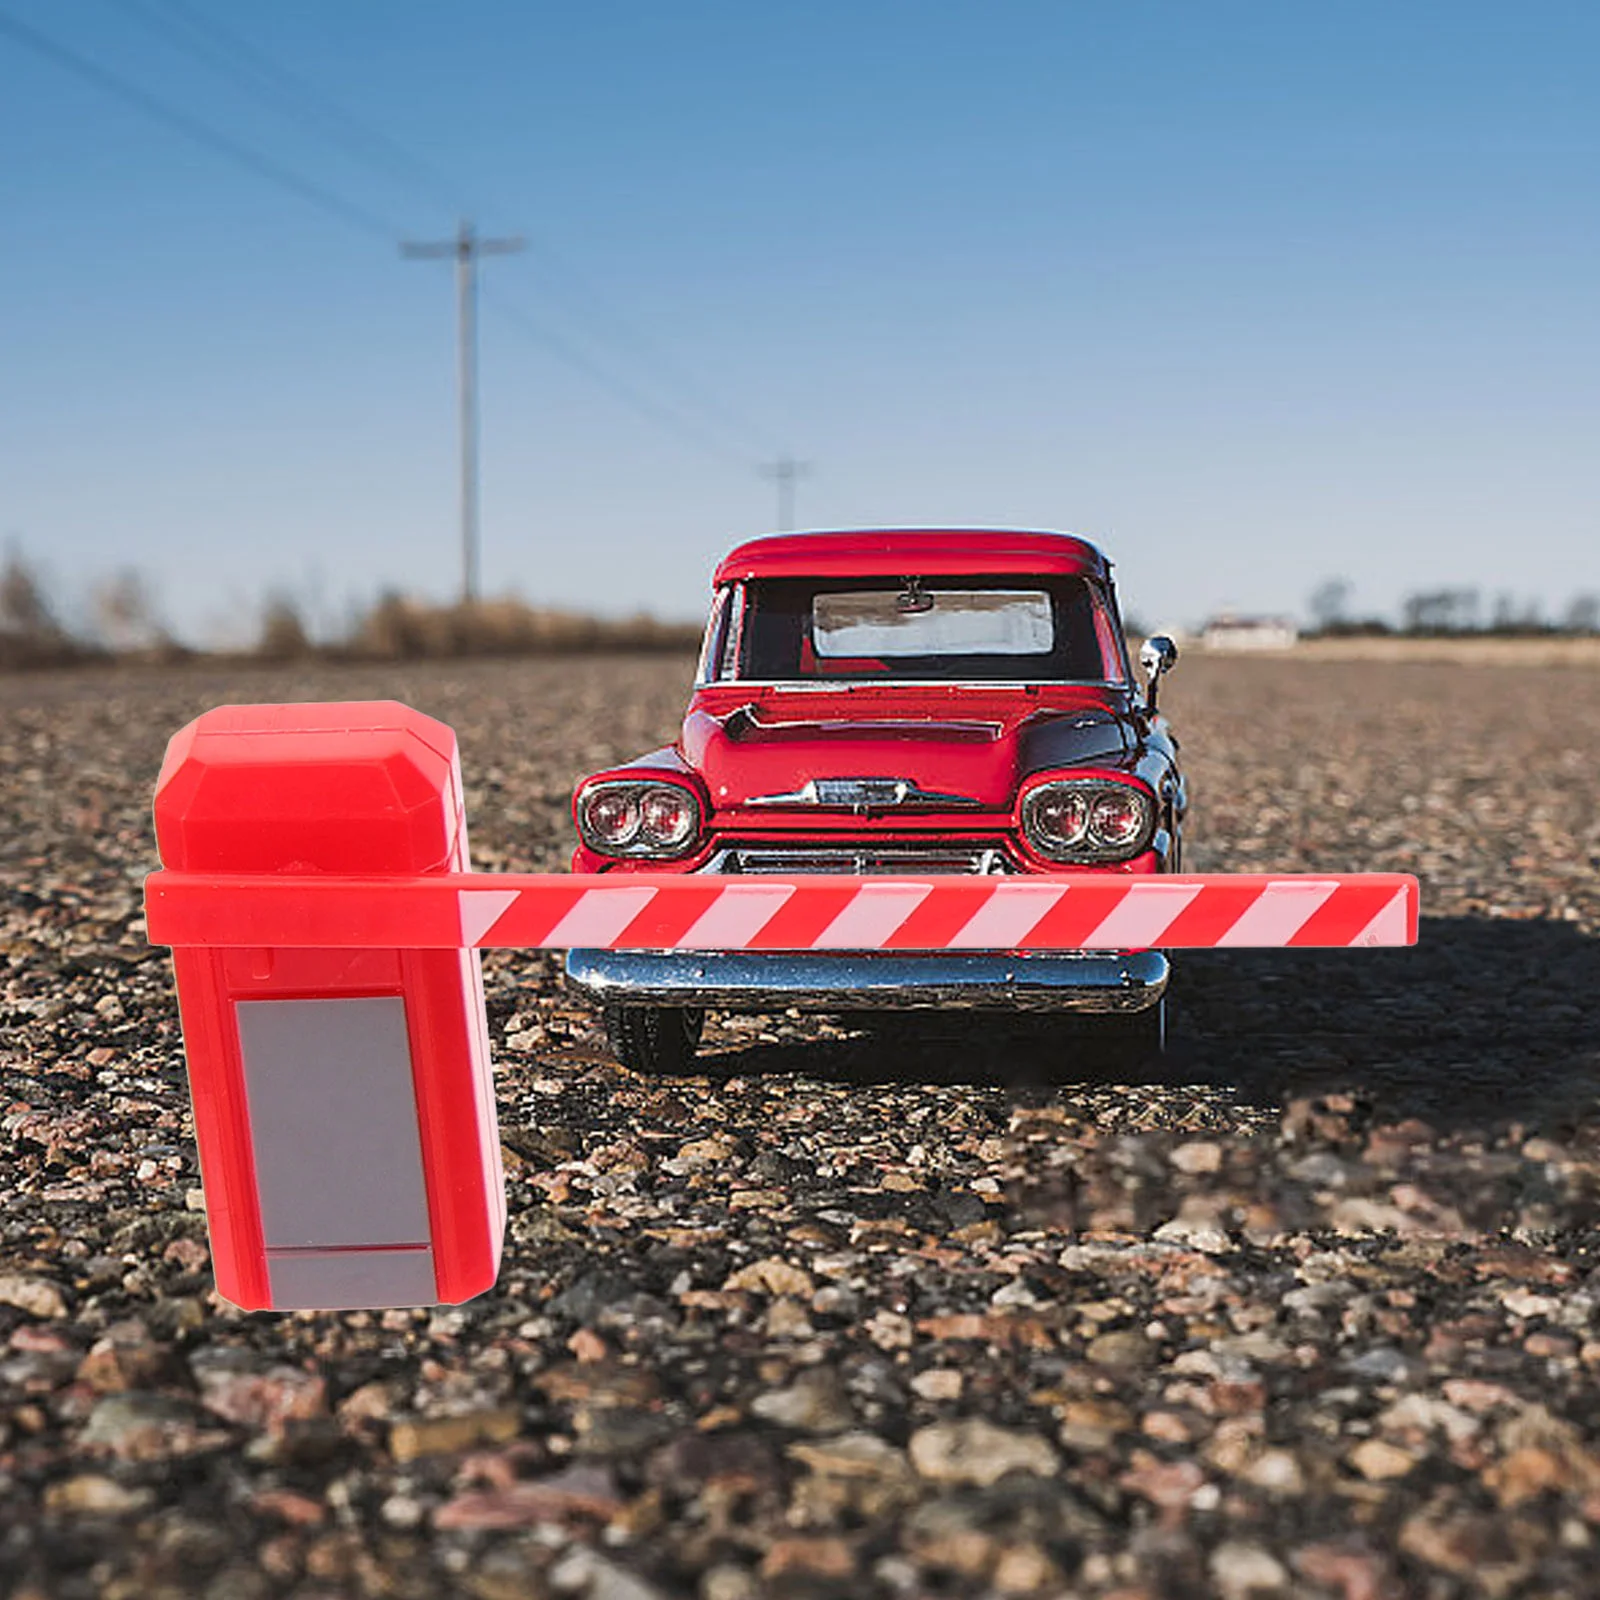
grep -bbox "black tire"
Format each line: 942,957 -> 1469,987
603,1005 -> 705,1074
1077,997 -> 1166,1064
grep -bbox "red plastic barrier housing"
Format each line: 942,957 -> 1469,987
153,703 -> 504,1312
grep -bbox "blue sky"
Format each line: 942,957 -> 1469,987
2,1 -> 1597,643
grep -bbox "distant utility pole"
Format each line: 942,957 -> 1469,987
401,221 -> 524,604
760,456 -> 811,532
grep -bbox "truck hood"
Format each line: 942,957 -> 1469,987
683,688 -> 1138,813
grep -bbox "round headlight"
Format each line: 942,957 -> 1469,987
582,788 -> 641,848
640,786 -> 696,848
1089,789 -> 1148,848
1023,780 -> 1153,860
1028,787 -> 1089,849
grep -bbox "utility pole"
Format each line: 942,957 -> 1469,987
402,221 -> 524,604
759,456 -> 811,532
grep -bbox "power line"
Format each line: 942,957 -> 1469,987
110,0 -> 784,461
505,249 -> 788,461
402,223 -> 525,605
481,285 -> 764,471
111,0 -> 473,218
7,6 -> 804,491
0,9 -> 398,240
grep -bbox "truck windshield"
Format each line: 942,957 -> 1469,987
738,576 -> 1115,682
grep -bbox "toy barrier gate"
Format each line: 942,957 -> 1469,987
146,702 -> 1419,1313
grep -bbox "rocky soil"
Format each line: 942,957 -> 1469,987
2,652 -> 1598,1600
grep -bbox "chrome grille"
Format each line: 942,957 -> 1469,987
703,845 -> 1013,875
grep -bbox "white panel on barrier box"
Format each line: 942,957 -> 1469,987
235,997 -> 432,1251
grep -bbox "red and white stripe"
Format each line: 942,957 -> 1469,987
146,871 -> 1419,952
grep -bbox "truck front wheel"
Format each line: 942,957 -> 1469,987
603,1005 -> 705,1074
1077,998 -> 1166,1064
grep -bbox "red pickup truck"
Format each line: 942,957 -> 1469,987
565,528 -> 1183,1071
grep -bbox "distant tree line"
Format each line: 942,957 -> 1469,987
0,547 -> 173,670
0,546 -> 700,672
1307,576 -> 1600,639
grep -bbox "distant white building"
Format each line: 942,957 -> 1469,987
1201,614 -> 1299,652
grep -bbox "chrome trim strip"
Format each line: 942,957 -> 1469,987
746,777 -> 983,810
702,845 -> 1013,875
694,677 -> 1128,691
564,948 -> 1169,1014
733,712 -> 1005,739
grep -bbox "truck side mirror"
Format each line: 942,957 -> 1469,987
1138,635 -> 1178,715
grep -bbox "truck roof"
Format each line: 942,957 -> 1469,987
712,528 -> 1110,585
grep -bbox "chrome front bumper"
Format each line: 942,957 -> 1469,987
563,948 -> 1169,1014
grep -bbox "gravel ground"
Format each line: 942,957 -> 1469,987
2,652 -> 1598,1600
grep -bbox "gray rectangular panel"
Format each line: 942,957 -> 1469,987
267,1246 -> 437,1310
236,996 -> 432,1250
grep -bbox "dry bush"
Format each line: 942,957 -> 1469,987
345,593 -> 698,661
257,595 -> 313,662
0,548 -> 91,670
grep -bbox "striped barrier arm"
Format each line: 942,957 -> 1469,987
146,869 -> 1419,952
